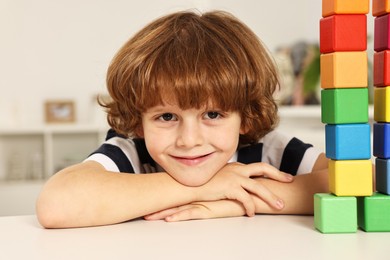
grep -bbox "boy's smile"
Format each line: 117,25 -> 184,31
170,152 -> 215,166
141,103 -> 246,186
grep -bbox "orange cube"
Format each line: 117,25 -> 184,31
373,0 -> 390,17
321,52 -> 368,89
322,0 -> 369,17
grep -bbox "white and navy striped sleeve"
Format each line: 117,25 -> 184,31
84,129 -> 144,173
260,130 -> 322,175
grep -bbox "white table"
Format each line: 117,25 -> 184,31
0,215 -> 389,260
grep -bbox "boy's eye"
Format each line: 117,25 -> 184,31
205,111 -> 221,119
159,113 -> 176,121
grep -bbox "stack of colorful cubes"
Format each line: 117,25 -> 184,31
359,0 -> 390,232
314,0 -> 373,233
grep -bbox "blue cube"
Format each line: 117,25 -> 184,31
325,124 -> 371,160
376,158 -> 390,195
374,123 -> 390,159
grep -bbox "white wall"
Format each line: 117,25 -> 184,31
1,0 -> 354,127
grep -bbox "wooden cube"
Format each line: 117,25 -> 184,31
322,0 -> 369,17
321,52 -> 367,89
374,86 -> 390,122
320,14 -> 367,53
314,193 -> 357,233
374,50 -> 390,87
374,123 -> 390,159
376,158 -> 390,195
374,14 -> 390,52
329,159 -> 373,196
321,88 -> 369,124
372,0 -> 390,17
326,124 -> 371,160
358,192 -> 390,232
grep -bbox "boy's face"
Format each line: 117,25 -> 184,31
141,102 -> 246,187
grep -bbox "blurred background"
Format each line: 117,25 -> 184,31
0,0 -> 325,126
0,0 -> 374,215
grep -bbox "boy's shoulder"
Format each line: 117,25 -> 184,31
236,130 -> 288,164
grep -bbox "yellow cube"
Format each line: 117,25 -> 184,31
329,159 -> 373,196
321,52 -> 367,89
374,87 -> 390,122
322,0 -> 369,17
373,0 -> 390,17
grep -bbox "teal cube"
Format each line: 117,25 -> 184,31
321,88 -> 369,124
357,192 -> 390,232
376,158 -> 390,195
314,193 -> 357,233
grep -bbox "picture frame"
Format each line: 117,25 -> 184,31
45,100 -> 75,123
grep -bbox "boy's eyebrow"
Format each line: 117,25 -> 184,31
145,105 -> 176,113
145,101 -> 225,114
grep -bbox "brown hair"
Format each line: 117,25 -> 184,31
103,10 -> 279,144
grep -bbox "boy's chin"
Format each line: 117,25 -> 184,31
171,174 -> 214,187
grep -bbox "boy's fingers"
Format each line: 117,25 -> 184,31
240,177 -> 285,210
227,189 -> 255,217
165,206 -> 206,222
243,163 -> 294,183
144,208 -> 181,220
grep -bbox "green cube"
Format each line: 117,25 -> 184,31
357,192 -> 390,232
321,88 -> 369,124
314,193 -> 357,233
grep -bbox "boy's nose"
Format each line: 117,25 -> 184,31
176,122 -> 204,148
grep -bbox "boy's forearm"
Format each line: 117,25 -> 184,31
253,169 -> 329,215
36,161 -> 329,227
36,162 -> 198,228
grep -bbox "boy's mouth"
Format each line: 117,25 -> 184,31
170,152 -> 214,166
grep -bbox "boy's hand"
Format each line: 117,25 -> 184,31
196,162 -> 293,217
144,200 -> 246,222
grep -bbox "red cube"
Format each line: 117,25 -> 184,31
375,14 -> 390,52
374,50 -> 390,87
320,14 -> 367,54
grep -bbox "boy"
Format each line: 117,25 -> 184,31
36,10 -> 328,228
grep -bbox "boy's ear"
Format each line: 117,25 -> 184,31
134,126 -> 144,138
239,123 -> 249,135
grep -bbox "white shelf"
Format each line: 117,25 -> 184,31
0,124 -> 108,182
0,123 -> 107,135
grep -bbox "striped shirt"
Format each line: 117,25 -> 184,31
85,129 -> 322,176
